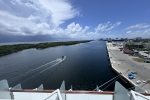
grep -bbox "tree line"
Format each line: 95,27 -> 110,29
0,40 -> 92,57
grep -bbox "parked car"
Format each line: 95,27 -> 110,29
136,80 -> 141,84
144,59 -> 150,63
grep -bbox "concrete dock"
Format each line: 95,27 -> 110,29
106,42 -> 150,92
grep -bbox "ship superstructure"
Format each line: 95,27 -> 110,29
0,79 -> 150,100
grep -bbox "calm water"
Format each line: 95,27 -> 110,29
0,41 -> 117,90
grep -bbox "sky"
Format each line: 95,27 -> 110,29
0,0 -> 150,42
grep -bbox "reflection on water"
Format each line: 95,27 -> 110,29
0,41 -> 116,90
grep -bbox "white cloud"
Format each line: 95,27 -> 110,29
95,21 -> 121,32
38,0 -> 78,26
126,23 -> 149,30
63,22 -> 89,38
126,31 -> 132,33
0,0 -> 85,38
0,10 -> 90,38
125,28 -> 150,38
125,24 -> 150,38
0,0 -> 95,39
3,0 -> 147,39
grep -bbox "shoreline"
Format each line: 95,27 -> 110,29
0,40 -> 92,57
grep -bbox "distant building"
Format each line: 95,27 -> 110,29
135,37 -> 142,41
121,38 -> 124,40
99,38 -> 103,40
143,43 -> 150,49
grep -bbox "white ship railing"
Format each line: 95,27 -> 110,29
0,79 -> 66,100
44,89 -> 63,100
44,80 -> 66,100
130,90 -> 150,100
1,79 -> 150,100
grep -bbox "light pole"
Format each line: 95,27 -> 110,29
148,53 -> 149,60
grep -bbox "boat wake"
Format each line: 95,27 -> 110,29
10,56 -> 66,83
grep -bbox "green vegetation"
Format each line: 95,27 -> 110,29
137,45 -> 150,51
0,40 -> 92,57
125,44 -> 144,50
133,58 -> 145,62
132,39 -> 150,43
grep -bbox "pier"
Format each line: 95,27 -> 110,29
106,42 -> 150,92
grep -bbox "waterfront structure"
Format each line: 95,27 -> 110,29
106,42 -> 150,92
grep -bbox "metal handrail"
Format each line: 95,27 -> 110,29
44,89 -> 63,100
130,90 -> 150,100
93,74 -> 121,91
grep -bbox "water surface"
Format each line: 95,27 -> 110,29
0,41 -> 116,90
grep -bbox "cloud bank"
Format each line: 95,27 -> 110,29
124,23 -> 150,38
126,24 -> 150,30
126,28 -> 150,38
0,0 -> 79,36
95,21 -> 121,32
0,0 -> 122,40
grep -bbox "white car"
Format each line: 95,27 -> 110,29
143,80 -> 147,83
136,80 -> 141,84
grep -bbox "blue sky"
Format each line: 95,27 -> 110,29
0,0 -> 150,42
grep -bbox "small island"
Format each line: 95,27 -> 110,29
0,40 -> 92,57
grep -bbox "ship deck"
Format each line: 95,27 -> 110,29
10,90 -> 150,100
12,90 -> 113,100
